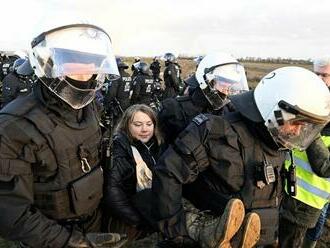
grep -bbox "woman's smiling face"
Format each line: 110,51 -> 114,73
129,111 -> 154,143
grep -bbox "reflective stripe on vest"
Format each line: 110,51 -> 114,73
285,136 -> 330,209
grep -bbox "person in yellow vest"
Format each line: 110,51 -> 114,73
279,58 -> 330,248
302,57 -> 330,248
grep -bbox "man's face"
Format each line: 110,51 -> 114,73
63,63 -> 94,82
278,121 -> 304,140
314,64 -> 330,87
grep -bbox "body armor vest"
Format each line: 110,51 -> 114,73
209,112 -> 286,245
0,94 -> 103,220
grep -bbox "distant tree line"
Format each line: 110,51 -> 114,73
178,54 -> 312,65
238,57 -> 312,65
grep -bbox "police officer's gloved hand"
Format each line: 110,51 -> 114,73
67,230 -> 128,248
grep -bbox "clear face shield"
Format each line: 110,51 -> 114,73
266,101 -> 330,150
202,63 -> 249,110
30,24 -> 119,109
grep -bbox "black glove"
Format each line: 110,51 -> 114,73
67,230 -> 128,248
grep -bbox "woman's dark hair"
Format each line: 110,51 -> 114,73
116,104 -> 163,144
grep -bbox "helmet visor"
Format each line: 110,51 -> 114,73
269,119 -> 326,150
31,25 -> 119,109
40,74 -> 106,109
206,63 -> 248,96
32,25 -> 119,80
266,101 -> 330,150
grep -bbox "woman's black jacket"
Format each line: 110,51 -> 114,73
103,131 -> 160,227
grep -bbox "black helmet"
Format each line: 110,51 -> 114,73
163,53 -> 176,63
137,62 -> 151,75
12,58 -> 26,73
116,57 -> 129,69
16,59 -> 34,76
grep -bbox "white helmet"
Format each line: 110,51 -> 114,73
255,66 -> 330,150
195,52 -> 249,110
29,23 -> 119,109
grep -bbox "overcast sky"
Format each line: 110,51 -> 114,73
3,0 -> 329,59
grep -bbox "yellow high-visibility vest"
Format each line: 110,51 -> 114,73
285,136 -> 330,209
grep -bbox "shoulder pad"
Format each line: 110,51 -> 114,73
192,114 -> 209,126
0,94 -> 37,116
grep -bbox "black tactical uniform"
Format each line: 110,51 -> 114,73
163,61 -> 182,98
1,72 -> 33,107
131,72 -> 155,106
105,69 -> 132,112
158,78 -> 235,146
131,61 -> 140,80
0,22 -> 129,248
0,83 -> 104,247
150,60 -> 161,81
152,91 -> 287,246
0,56 -> 18,81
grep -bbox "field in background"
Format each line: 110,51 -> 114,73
122,57 -> 313,89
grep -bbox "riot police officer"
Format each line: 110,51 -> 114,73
0,51 -> 26,82
1,58 -> 33,107
0,54 -> 17,82
162,52 -> 183,98
158,53 -> 249,146
130,62 -> 155,106
131,56 -> 141,79
0,23 -> 127,247
150,56 -> 161,81
152,67 -> 330,247
104,57 -> 133,125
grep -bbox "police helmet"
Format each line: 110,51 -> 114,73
163,53 -> 176,63
195,52 -> 249,110
233,67 -> 330,150
29,23 -> 119,109
12,58 -> 26,73
16,59 -> 34,76
137,62 -> 151,75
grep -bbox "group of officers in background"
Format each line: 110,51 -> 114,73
0,51 -> 184,114
0,53 -> 35,108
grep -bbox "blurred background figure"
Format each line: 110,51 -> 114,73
162,52 -> 183,98
130,62 -> 155,107
104,57 -> 133,126
1,57 -> 34,108
150,56 -> 161,82
131,56 -> 141,79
